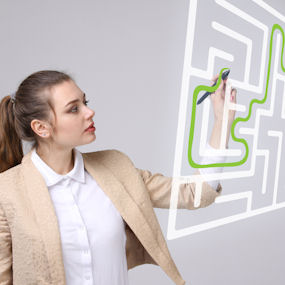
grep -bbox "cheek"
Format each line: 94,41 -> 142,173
58,116 -> 82,134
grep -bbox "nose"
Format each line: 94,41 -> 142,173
86,106 -> 95,118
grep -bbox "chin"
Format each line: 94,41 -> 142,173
86,134 -> 96,143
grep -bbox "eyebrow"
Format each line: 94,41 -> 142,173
65,93 -> 86,108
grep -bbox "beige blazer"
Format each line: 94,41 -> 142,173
0,148 -> 222,285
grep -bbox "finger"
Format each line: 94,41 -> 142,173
223,80 -> 227,91
211,73 -> 219,84
222,76 -> 230,93
216,77 -> 225,93
211,73 -> 227,87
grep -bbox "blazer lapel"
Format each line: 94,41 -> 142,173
21,150 -> 67,284
82,152 -> 164,262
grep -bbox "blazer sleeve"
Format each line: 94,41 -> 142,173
136,168 -> 222,209
0,203 -> 12,285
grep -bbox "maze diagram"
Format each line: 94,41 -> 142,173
167,0 -> 285,239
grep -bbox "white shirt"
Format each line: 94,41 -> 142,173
31,147 -> 129,285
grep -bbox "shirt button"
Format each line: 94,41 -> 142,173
85,276 -> 90,280
80,225 -> 84,230
83,250 -> 89,254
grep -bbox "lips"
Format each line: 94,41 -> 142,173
85,122 -> 94,130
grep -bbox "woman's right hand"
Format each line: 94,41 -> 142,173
209,72 -> 237,125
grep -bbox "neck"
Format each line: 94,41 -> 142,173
35,145 -> 75,175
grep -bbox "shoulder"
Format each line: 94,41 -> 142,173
82,149 -> 135,171
82,146 -> 131,162
0,164 -> 21,184
0,164 -> 22,200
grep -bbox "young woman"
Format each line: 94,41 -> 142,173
0,70 -> 236,285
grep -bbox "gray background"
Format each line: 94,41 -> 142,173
1,0 -> 284,284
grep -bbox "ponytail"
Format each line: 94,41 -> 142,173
0,95 -> 23,172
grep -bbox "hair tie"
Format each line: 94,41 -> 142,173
10,92 -> 16,104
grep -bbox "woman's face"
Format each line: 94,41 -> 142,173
48,79 -> 96,148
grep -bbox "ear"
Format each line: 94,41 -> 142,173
30,119 -> 51,138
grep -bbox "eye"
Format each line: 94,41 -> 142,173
70,99 -> 90,113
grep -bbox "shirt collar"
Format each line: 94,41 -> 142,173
31,147 -> 86,187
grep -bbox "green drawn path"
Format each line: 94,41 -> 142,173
188,23 -> 285,168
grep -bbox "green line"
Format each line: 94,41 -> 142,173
188,23 -> 285,168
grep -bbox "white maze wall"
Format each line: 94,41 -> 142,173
167,0 -> 285,239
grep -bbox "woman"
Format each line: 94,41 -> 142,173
0,70 -> 236,285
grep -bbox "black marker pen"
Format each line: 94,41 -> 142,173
197,69 -> 230,105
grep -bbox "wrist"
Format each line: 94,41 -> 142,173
214,117 -> 234,127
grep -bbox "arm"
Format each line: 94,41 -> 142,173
0,204 -> 12,284
136,134 -> 225,209
136,75 -> 237,209
136,167 -> 222,210
199,115 -> 233,190
198,76 -> 237,189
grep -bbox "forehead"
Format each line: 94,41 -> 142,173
52,80 -> 81,98
50,80 -> 83,107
